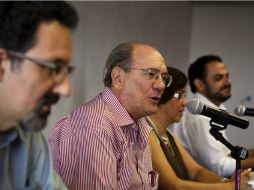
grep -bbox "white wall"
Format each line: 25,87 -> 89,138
44,2 -> 192,137
44,2 -> 254,150
190,2 -> 254,148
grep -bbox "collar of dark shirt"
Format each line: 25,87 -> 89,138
0,121 -> 29,149
0,128 -> 18,148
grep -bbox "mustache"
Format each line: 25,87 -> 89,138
43,92 -> 60,105
37,92 -> 60,118
221,84 -> 231,91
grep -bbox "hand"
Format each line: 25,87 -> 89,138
241,174 -> 249,190
230,168 -> 252,180
229,169 -> 251,190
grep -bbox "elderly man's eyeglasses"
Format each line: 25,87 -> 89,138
173,92 -> 187,100
7,51 -> 74,84
128,68 -> 173,87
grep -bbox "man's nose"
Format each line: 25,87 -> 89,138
181,98 -> 188,107
154,75 -> 165,92
52,76 -> 71,97
223,75 -> 231,85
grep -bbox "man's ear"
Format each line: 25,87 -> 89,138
194,78 -> 205,92
111,66 -> 125,89
0,48 -> 8,81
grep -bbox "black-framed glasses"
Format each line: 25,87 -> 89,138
127,67 -> 173,87
7,50 -> 75,84
173,92 -> 187,100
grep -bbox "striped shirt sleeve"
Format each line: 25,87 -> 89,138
50,114 -> 119,189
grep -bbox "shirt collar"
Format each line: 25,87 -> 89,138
0,122 -> 29,149
195,93 -> 226,110
102,88 -> 151,150
101,87 -> 139,127
16,125 -> 27,143
0,129 -> 18,148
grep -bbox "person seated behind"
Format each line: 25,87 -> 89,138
171,55 -> 254,177
49,42 -> 172,189
147,67 -> 250,190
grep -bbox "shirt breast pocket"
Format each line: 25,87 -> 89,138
148,170 -> 159,190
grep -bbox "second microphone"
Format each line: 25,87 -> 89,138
187,99 -> 249,129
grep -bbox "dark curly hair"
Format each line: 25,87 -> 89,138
159,67 -> 187,105
188,55 -> 222,93
0,1 -> 78,53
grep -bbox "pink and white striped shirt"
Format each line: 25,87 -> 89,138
49,88 -> 158,189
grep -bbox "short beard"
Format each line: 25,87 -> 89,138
19,92 -> 60,132
205,84 -> 231,104
211,93 -> 231,103
19,110 -> 48,132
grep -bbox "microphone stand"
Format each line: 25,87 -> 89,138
208,117 -> 248,190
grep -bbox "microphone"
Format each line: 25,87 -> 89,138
187,99 -> 249,129
235,105 -> 254,117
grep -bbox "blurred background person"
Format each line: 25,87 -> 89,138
147,67 -> 249,189
0,2 -> 78,189
172,55 -> 254,177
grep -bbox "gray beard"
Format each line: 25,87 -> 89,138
19,92 -> 59,132
19,110 -> 48,132
19,96 -> 50,132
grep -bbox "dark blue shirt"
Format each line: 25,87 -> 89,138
0,126 -> 66,189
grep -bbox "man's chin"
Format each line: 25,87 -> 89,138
19,91 -> 58,132
19,111 -> 49,132
146,106 -> 158,116
220,94 -> 231,102
39,109 -> 51,118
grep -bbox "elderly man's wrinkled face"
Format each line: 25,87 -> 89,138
2,21 -> 73,131
117,45 -> 168,120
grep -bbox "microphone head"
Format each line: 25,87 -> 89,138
187,99 -> 204,114
234,105 -> 246,116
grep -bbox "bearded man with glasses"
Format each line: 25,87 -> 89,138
0,2 -> 78,189
50,42 -> 172,189
172,55 -> 254,178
